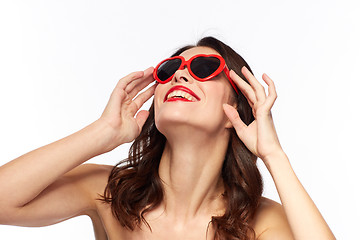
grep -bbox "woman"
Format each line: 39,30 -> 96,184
0,37 -> 335,239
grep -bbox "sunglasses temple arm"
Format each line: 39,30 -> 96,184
224,67 -> 239,95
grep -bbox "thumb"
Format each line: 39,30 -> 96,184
135,110 -> 150,131
223,103 -> 247,134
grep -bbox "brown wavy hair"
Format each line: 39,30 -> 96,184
101,36 -> 263,240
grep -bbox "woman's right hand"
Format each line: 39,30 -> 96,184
0,68 -> 156,228
99,67 -> 156,151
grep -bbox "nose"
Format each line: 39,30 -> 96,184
171,65 -> 194,84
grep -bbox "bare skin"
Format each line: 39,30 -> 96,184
0,47 -> 335,239
44,163 -> 292,240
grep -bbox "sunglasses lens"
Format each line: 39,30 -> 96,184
156,58 -> 182,82
190,56 -> 221,79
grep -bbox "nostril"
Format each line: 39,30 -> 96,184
176,76 -> 189,82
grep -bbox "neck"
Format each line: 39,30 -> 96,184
157,127 -> 230,223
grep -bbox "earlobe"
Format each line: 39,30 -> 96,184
225,119 -> 234,129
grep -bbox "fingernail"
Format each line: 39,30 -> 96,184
145,66 -> 154,72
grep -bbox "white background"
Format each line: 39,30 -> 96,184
0,0 -> 359,239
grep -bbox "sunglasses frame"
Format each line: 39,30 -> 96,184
153,54 -> 239,94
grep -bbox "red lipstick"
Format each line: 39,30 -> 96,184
164,85 -> 200,102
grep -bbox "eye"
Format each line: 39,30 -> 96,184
157,58 -> 182,81
190,57 -> 220,79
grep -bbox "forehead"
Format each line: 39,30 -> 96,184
179,46 -> 221,60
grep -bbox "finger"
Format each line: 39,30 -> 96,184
230,70 -> 256,106
241,66 -> 266,102
223,103 -> 247,135
125,67 -> 155,97
116,70 -> 145,91
102,85 -> 127,117
135,110 -> 150,131
127,68 -> 155,100
131,83 -> 157,115
262,73 -> 277,109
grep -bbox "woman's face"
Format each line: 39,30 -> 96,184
154,46 -> 235,135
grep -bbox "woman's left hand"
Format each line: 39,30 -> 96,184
223,67 -> 283,164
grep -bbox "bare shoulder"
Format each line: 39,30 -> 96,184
251,197 -> 294,240
65,163 -> 113,198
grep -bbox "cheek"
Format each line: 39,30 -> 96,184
203,81 -> 232,103
202,86 -> 229,115
154,84 -> 164,98
202,82 -> 234,122
154,84 -> 166,107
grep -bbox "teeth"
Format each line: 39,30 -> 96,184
167,90 -> 194,101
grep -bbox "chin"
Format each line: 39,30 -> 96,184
154,101 -> 226,135
155,114 -> 224,140
155,111 -> 193,134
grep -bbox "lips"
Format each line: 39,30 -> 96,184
164,85 -> 201,102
